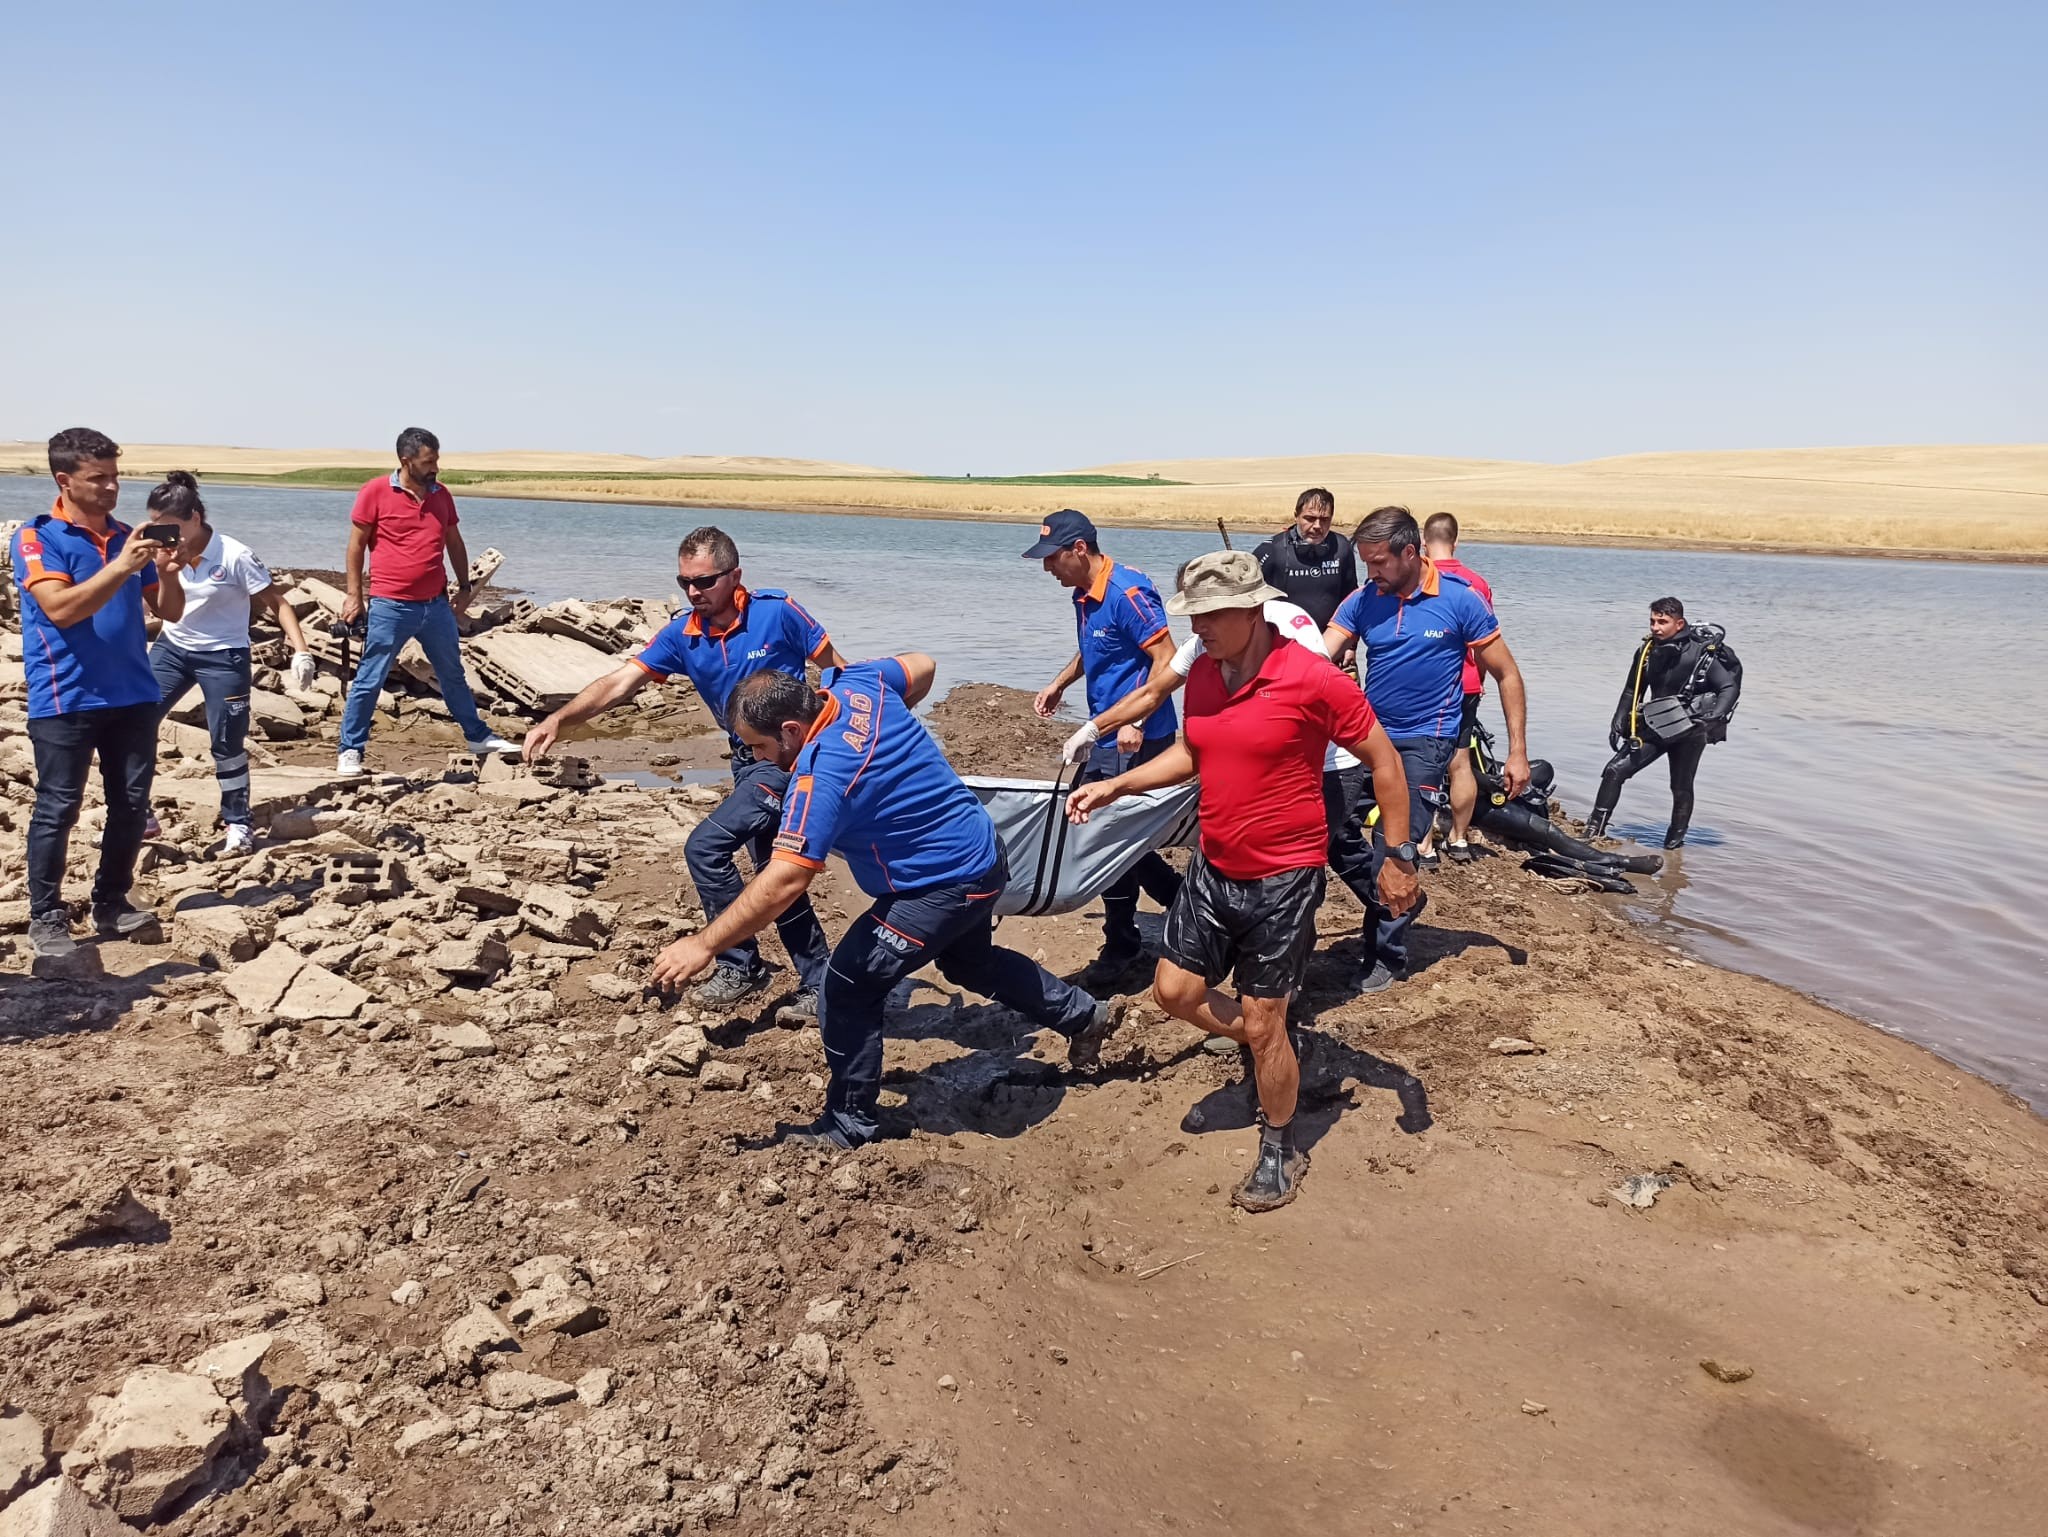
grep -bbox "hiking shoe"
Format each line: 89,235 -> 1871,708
28,913 -> 76,959
778,1116 -> 865,1152
221,823 -> 256,857
1359,961 -> 1397,994
775,988 -> 820,1024
336,748 -> 364,777
1066,995 -> 1130,1073
91,900 -> 159,938
694,963 -> 772,1009
466,733 -> 521,756
143,812 -> 163,840
1416,849 -> 1441,872
1445,839 -> 1474,864
1232,1132 -> 1309,1213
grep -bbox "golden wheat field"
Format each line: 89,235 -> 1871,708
6,441 -> 2043,558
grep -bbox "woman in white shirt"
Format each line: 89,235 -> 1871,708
146,472 -> 317,853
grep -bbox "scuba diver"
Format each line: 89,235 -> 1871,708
1586,597 -> 1742,849
1460,722 -> 1663,889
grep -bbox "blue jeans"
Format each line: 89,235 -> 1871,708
151,639 -> 252,825
339,596 -> 490,752
819,854 -> 1098,1144
1080,733 -> 1183,950
683,754 -> 830,989
1361,734 -> 1456,975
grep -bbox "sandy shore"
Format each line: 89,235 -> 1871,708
7,440 -> 2044,560
1,682 -> 2043,1533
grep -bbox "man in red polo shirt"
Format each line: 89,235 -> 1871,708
335,427 -> 517,774
1067,551 -> 1419,1213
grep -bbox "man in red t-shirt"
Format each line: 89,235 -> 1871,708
335,427 -> 517,775
1422,512 -> 1495,863
1068,551 -> 1420,1213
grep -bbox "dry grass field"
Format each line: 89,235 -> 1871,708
6,441 -> 2043,557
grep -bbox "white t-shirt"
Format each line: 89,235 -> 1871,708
158,531 -> 274,653
1171,598 -> 1360,771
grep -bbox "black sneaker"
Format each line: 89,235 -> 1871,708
1079,940 -> 1146,989
1445,840 -> 1475,864
778,1116 -> 864,1152
28,913 -> 76,959
1231,1131 -> 1309,1213
1066,995 -> 1130,1073
91,900 -> 159,938
693,963 -> 772,1009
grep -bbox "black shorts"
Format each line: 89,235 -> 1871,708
1457,692 -> 1483,747
1160,854 -> 1325,999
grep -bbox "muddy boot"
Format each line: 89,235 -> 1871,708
1065,995 -> 1130,1073
694,962 -> 772,1009
778,1115 -> 866,1151
1231,1119 -> 1308,1213
773,988 -> 819,1026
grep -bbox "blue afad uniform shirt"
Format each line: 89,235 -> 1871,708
1329,562 -> 1500,739
1076,560 -> 1175,740
10,504 -> 161,719
771,659 -> 1000,897
633,587 -> 831,748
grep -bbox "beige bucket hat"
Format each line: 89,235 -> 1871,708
1164,549 -> 1285,616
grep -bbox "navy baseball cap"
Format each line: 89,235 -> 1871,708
1021,508 -> 1097,558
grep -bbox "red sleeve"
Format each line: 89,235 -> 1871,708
1312,660 -> 1377,744
350,480 -> 379,529
438,488 -> 459,527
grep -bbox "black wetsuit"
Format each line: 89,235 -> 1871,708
1253,528 -> 1357,629
1592,626 -> 1740,846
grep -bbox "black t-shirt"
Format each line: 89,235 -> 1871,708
1252,528 -> 1357,629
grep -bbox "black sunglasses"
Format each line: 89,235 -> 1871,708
677,568 -> 735,594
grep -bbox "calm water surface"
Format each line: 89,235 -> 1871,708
7,477 -> 2045,1109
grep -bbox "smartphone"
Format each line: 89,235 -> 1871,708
139,524 -> 182,545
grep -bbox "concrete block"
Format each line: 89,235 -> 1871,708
64,1367 -> 233,1521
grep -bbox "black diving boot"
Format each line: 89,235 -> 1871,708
1663,823 -> 1689,849
1583,808 -> 1611,839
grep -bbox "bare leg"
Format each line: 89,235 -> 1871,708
1448,749 -> 1477,845
1152,960 -> 1298,1127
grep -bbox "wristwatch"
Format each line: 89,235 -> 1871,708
1387,840 -> 1418,863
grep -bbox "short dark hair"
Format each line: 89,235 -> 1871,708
1352,504 -> 1421,555
1295,487 -> 1334,518
1422,512 -> 1459,547
678,526 -> 740,568
396,426 -> 440,460
48,427 -> 121,477
731,669 -> 820,735
146,469 -> 205,522
1651,596 -> 1686,620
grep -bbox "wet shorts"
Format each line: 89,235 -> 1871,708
1458,691 -> 1483,746
1159,854 -> 1325,999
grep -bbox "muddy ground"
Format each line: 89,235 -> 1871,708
1,679 -> 2045,1536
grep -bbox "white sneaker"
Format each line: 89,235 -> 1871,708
336,749 -> 364,777
221,823 -> 256,856
466,734 -> 520,756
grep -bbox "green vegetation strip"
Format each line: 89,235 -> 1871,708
203,467 -> 1185,489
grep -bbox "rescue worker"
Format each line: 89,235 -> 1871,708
1253,486 -> 1356,628
650,655 -> 1125,1149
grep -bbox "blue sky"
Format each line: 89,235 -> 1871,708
3,2 -> 2041,469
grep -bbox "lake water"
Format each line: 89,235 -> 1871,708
6,476 -> 2045,1110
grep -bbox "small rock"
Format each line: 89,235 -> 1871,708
936,1374 -> 957,1393
393,1415 -> 458,1458
40,1171 -> 163,1251
803,1298 -> 846,1327
574,1368 -> 615,1407
182,1332 -> 277,1420
1,1406 -> 49,1504
951,1207 -> 979,1234
698,1061 -> 747,1092
0,1476 -> 133,1536
483,1371 -> 576,1412
679,1482 -> 739,1521
508,1255 -> 580,1291
270,1272 -> 325,1308
507,1286 -> 605,1338
583,974 -> 639,1002
1488,1036 -> 1542,1056
390,1280 -> 426,1307
1520,1399 -> 1548,1416
217,1024 -> 258,1058
1699,1359 -> 1754,1384
829,1163 -> 867,1196
428,1022 -> 496,1059
0,1286 -> 36,1327
756,1177 -> 786,1206
441,1304 -> 518,1370
789,1332 -> 831,1385
760,1439 -> 809,1488
1609,1174 -> 1672,1210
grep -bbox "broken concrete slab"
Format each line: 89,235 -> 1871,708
169,899 -> 261,969
0,1477 -> 135,1537
1,1406 -> 49,1504
392,1415 -> 457,1459
518,885 -> 616,948
464,631 -> 618,713
428,1022 -> 496,1059
481,1372 -> 576,1412
64,1367 -> 233,1522
182,1334 -> 276,1422
248,689 -> 305,741
318,852 -> 405,902
220,945 -> 305,1015
425,937 -> 510,984
440,1305 -> 517,1371
506,1286 -> 606,1338
275,963 -> 370,1022
40,1172 -> 164,1252
152,764 -> 349,824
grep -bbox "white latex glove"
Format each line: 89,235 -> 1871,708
289,653 -> 318,691
1061,721 -> 1101,765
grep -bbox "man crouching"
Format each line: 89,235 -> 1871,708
1067,552 -> 1419,1212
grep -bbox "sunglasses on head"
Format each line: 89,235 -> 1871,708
677,568 -> 735,594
